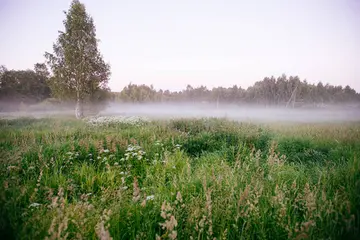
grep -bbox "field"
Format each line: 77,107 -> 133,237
0,116 -> 360,239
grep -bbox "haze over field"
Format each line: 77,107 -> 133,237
102,103 -> 360,123
1,103 -> 360,124
1,0 -> 360,92
1,0 -> 360,121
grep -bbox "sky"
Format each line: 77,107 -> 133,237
0,0 -> 359,92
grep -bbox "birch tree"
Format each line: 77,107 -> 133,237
45,0 -> 110,119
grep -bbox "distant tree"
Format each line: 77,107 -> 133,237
0,65 -> 6,80
112,75 -> 359,106
45,0 -> 110,118
34,63 -> 50,79
0,65 -> 51,111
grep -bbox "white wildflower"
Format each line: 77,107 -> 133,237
84,115 -> 149,126
146,195 -> 155,201
29,203 -> 41,208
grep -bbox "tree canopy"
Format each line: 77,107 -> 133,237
0,64 -> 51,111
45,0 -> 110,118
112,75 -> 360,107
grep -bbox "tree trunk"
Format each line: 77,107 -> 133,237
75,98 -> 84,119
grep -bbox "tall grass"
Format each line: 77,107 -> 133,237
0,117 -> 359,239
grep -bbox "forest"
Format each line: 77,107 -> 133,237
1,63 -> 359,112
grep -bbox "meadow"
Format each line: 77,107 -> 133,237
0,116 -> 359,239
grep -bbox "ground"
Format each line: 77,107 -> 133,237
0,116 -> 359,239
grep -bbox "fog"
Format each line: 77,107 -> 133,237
100,103 -> 360,123
1,102 -> 360,123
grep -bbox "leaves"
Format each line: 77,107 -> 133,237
112,77 -> 360,105
0,67 -> 51,110
44,0 -> 110,106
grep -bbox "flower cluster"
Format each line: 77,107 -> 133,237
97,149 -> 115,167
84,116 -> 150,126
116,144 -> 148,182
122,144 -> 146,162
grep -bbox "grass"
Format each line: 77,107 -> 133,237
0,116 -> 360,239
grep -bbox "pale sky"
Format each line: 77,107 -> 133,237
1,0 -> 359,92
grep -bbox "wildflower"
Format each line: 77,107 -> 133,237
146,195 -> 155,201
159,200 -> 178,239
132,177 -> 141,202
29,203 -> 41,208
85,115 -> 149,126
175,191 -> 183,205
103,149 -> 110,153
168,230 -> 177,240
139,198 -> 147,208
7,165 -> 20,171
95,209 -> 113,240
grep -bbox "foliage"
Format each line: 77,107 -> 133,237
2,69 -> 360,112
1,117 -> 360,239
0,64 -> 51,111
44,0 -> 110,117
112,75 -> 360,106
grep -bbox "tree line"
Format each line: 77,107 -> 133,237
111,75 -> 360,107
1,65 -> 359,112
0,64 -> 51,111
1,0 -> 359,114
